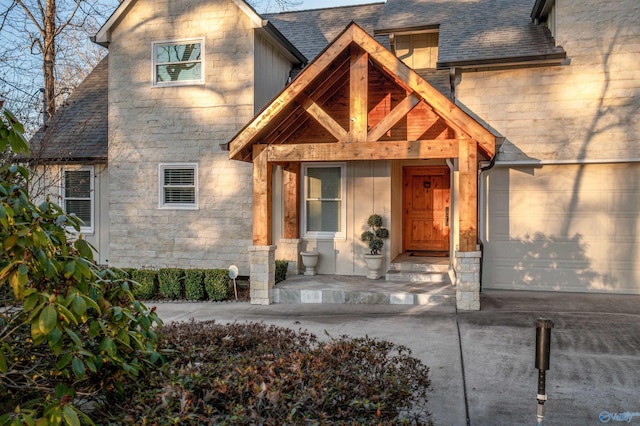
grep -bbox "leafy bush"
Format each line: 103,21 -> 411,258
361,213 -> 389,255
97,321 -> 432,425
275,259 -> 288,284
131,269 -> 158,300
184,269 -> 205,300
0,110 -> 163,424
204,269 -> 229,301
158,268 -> 184,299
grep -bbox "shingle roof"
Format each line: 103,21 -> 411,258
30,57 -> 108,163
377,0 -> 566,67
265,3 -> 387,61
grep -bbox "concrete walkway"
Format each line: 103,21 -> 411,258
153,290 -> 640,426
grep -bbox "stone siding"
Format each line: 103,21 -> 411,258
457,0 -> 640,162
106,0 -> 265,273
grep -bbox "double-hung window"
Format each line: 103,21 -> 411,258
152,38 -> 204,86
62,167 -> 94,233
159,163 -> 198,209
302,163 -> 346,239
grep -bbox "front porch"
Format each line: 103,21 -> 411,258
274,254 -> 455,306
228,23 -> 495,310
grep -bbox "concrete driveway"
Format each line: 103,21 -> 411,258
153,290 -> 640,425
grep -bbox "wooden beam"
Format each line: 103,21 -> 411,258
458,139 -> 478,251
367,93 -> 420,142
352,29 -> 496,157
298,94 -> 349,142
252,145 -> 273,245
229,26 -> 356,160
267,139 -> 459,162
282,163 -> 300,239
350,48 -> 368,142
264,56 -> 351,145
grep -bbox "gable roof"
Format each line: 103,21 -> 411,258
375,0 -> 566,68
228,22 -> 496,162
264,3 -> 386,60
30,57 -> 108,163
94,0 -> 307,64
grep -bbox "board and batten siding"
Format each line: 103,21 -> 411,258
273,161 -> 391,276
483,164 -> 640,294
254,32 -> 294,113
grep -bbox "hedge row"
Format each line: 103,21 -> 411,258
112,268 -> 231,301
111,263 -> 289,301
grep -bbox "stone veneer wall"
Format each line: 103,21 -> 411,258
457,0 -> 639,163
106,0 -> 258,273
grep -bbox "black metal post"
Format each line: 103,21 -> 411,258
535,318 -> 554,425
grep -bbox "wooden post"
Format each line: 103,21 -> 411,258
252,145 -> 272,245
283,163 -> 300,239
350,47 -> 368,143
459,139 -> 478,251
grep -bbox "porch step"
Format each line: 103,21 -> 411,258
385,270 -> 450,283
273,274 -> 455,306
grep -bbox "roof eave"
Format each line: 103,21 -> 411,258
531,0 -> 553,20
260,20 -> 308,65
95,0 -> 136,46
437,52 -> 567,70
374,24 -> 440,36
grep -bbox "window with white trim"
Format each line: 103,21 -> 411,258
159,163 -> 198,209
302,163 -> 346,239
152,38 -> 204,86
61,167 -> 94,233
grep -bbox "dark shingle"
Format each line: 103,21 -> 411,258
377,0 -> 565,66
30,57 -> 108,163
265,3 -> 387,60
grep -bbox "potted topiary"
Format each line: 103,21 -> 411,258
360,214 -> 389,279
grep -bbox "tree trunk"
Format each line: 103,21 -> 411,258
43,0 -> 57,122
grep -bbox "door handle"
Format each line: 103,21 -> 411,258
445,207 -> 449,226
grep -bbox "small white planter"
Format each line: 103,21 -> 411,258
300,251 -> 320,276
363,254 -> 384,279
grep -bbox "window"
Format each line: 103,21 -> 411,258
159,163 -> 198,209
302,163 -> 346,239
395,32 -> 439,69
152,38 -> 204,86
62,167 -> 94,233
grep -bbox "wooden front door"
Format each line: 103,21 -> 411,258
403,166 -> 450,252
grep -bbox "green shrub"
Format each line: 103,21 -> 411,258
275,259 -> 288,284
184,269 -> 205,300
158,268 -> 184,299
131,269 -> 158,300
0,110 -> 163,424
97,321 -> 432,425
204,269 -> 229,301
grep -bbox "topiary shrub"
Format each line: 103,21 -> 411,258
98,321 -> 433,425
204,269 -> 229,301
184,269 -> 205,300
158,268 -> 184,299
0,109 -> 163,424
131,269 -> 158,300
275,259 -> 288,284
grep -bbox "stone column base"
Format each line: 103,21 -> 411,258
455,250 -> 482,311
249,245 -> 276,305
277,238 -> 302,276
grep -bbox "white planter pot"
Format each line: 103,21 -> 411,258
363,254 -> 384,279
300,251 -> 320,276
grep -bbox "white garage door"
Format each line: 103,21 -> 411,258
482,163 -> 640,294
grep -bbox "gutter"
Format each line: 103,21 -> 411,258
437,52 -> 567,70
